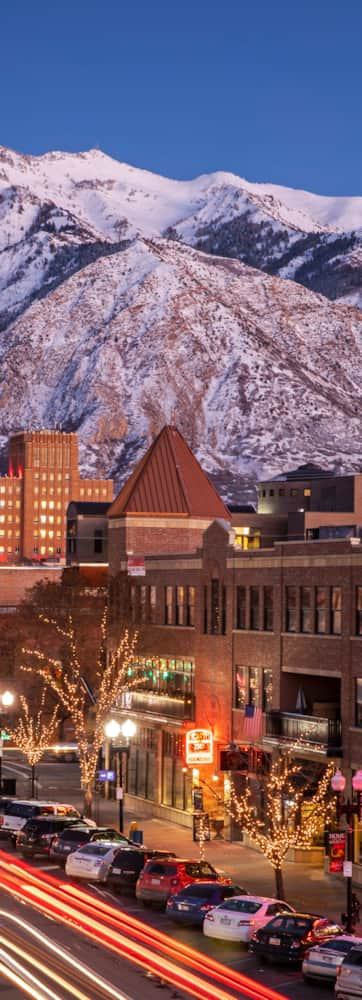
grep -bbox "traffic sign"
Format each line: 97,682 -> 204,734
1,731 -> 10,741
98,770 -> 115,782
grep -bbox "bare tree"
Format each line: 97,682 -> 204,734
21,608 -> 137,815
207,750 -> 334,899
9,691 -> 59,797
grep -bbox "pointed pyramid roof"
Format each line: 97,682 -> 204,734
108,426 -> 230,520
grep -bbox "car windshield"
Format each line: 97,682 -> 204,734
219,899 -> 262,913
145,863 -> 177,876
77,844 -> 112,856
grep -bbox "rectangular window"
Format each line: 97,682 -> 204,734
203,585 -> 208,634
236,586 -> 246,630
356,679 -> 362,727
211,580 -> 220,634
221,585 -> 227,635
286,587 -> 298,632
290,488 -> 299,497
176,586 -> 185,626
139,585 -> 147,623
304,488 -> 311,497
263,587 -> 273,631
94,529 -> 103,554
278,488 -> 285,497
186,586 -> 195,627
148,585 -> 156,624
235,666 -> 247,710
301,587 -> 313,633
250,587 -> 260,630
263,669 -> 273,711
331,587 -> 342,635
165,586 -> 173,625
316,587 -> 328,634
357,588 -> 362,637
249,667 -> 262,707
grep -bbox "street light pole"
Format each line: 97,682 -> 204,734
331,769 -> 362,933
104,717 -> 136,835
0,691 -> 15,795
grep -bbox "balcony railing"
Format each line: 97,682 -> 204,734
264,711 -> 342,756
118,690 -> 195,721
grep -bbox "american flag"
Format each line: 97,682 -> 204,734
240,705 -> 264,741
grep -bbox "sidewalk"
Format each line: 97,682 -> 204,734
94,796 -> 356,927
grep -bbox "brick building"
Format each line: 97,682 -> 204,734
103,428 -> 362,861
0,430 -> 113,564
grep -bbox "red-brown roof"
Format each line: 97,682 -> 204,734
108,426 -> 230,520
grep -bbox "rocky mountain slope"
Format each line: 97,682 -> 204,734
1,233 -> 361,502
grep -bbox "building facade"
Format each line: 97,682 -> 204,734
0,430 -> 113,564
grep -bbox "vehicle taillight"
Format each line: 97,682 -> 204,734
238,920 -> 251,926
170,878 -> 179,887
52,837 -> 59,847
291,940 -> 301,948
205,913 -> 214,921
200,904 -> 213,911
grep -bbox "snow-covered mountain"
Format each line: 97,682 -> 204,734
1,145 -> 362,500
1,233 -> 362,503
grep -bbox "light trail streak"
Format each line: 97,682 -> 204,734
0,852 -> 287,1000
0,948 -> 63,1000
0,911 -> 133,1000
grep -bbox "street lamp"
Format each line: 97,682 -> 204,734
330,768 -> 362,932
103,718 -> 136,832
0,690 -> 15,793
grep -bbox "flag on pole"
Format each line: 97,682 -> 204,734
240,705 -> 264,740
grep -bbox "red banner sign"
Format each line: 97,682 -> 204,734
329,832 -> 346,873
127,556 -> 145,576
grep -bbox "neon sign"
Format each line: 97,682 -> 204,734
185,728 -> 213,765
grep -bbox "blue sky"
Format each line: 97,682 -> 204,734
2,0 -> 361,194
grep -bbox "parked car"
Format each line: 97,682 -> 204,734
136,858 -> 221,907
16,816 -> 92,858
107,848 -> 176,894
250,913 -> 342,964
0,798 -> 15,835
65,841 -> 122,881
335,944 -> 362,998
166,881 -> 248,926
51,825 -> 133,864
302,935 -> 362,985
203,896 -> 295,942
0,800 -> 82,841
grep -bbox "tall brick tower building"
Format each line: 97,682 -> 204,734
0,430 -> 113,563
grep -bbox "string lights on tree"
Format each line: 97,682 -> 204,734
9,690 -> 59,797
21,607 -> 138,815
204,749 -> 334,899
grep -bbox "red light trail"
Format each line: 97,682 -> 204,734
0,851 -> 287,1000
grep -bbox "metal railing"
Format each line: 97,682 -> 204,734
264,710 -> 342,755
118,690 -> 195,720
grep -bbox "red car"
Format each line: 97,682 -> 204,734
136,857 -> 221,907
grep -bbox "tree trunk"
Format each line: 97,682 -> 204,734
83,783 -> 93,818
274,865 -> 285,900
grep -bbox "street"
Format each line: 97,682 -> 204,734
0,751 -> 355,1000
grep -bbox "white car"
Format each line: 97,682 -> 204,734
203,895 -> 295,943
303,935 -> 362,985
65,841 -> 121,882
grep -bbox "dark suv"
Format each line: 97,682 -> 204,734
50,825 -> 133,864
16,816 -> 89,858
107,849 -> 176,894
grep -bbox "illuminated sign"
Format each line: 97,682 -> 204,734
186,729 -> 213,765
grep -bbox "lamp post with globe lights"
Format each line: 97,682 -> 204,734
104,718 -> 136,833
0,690 -> 15,793
330,768 -> 362,932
